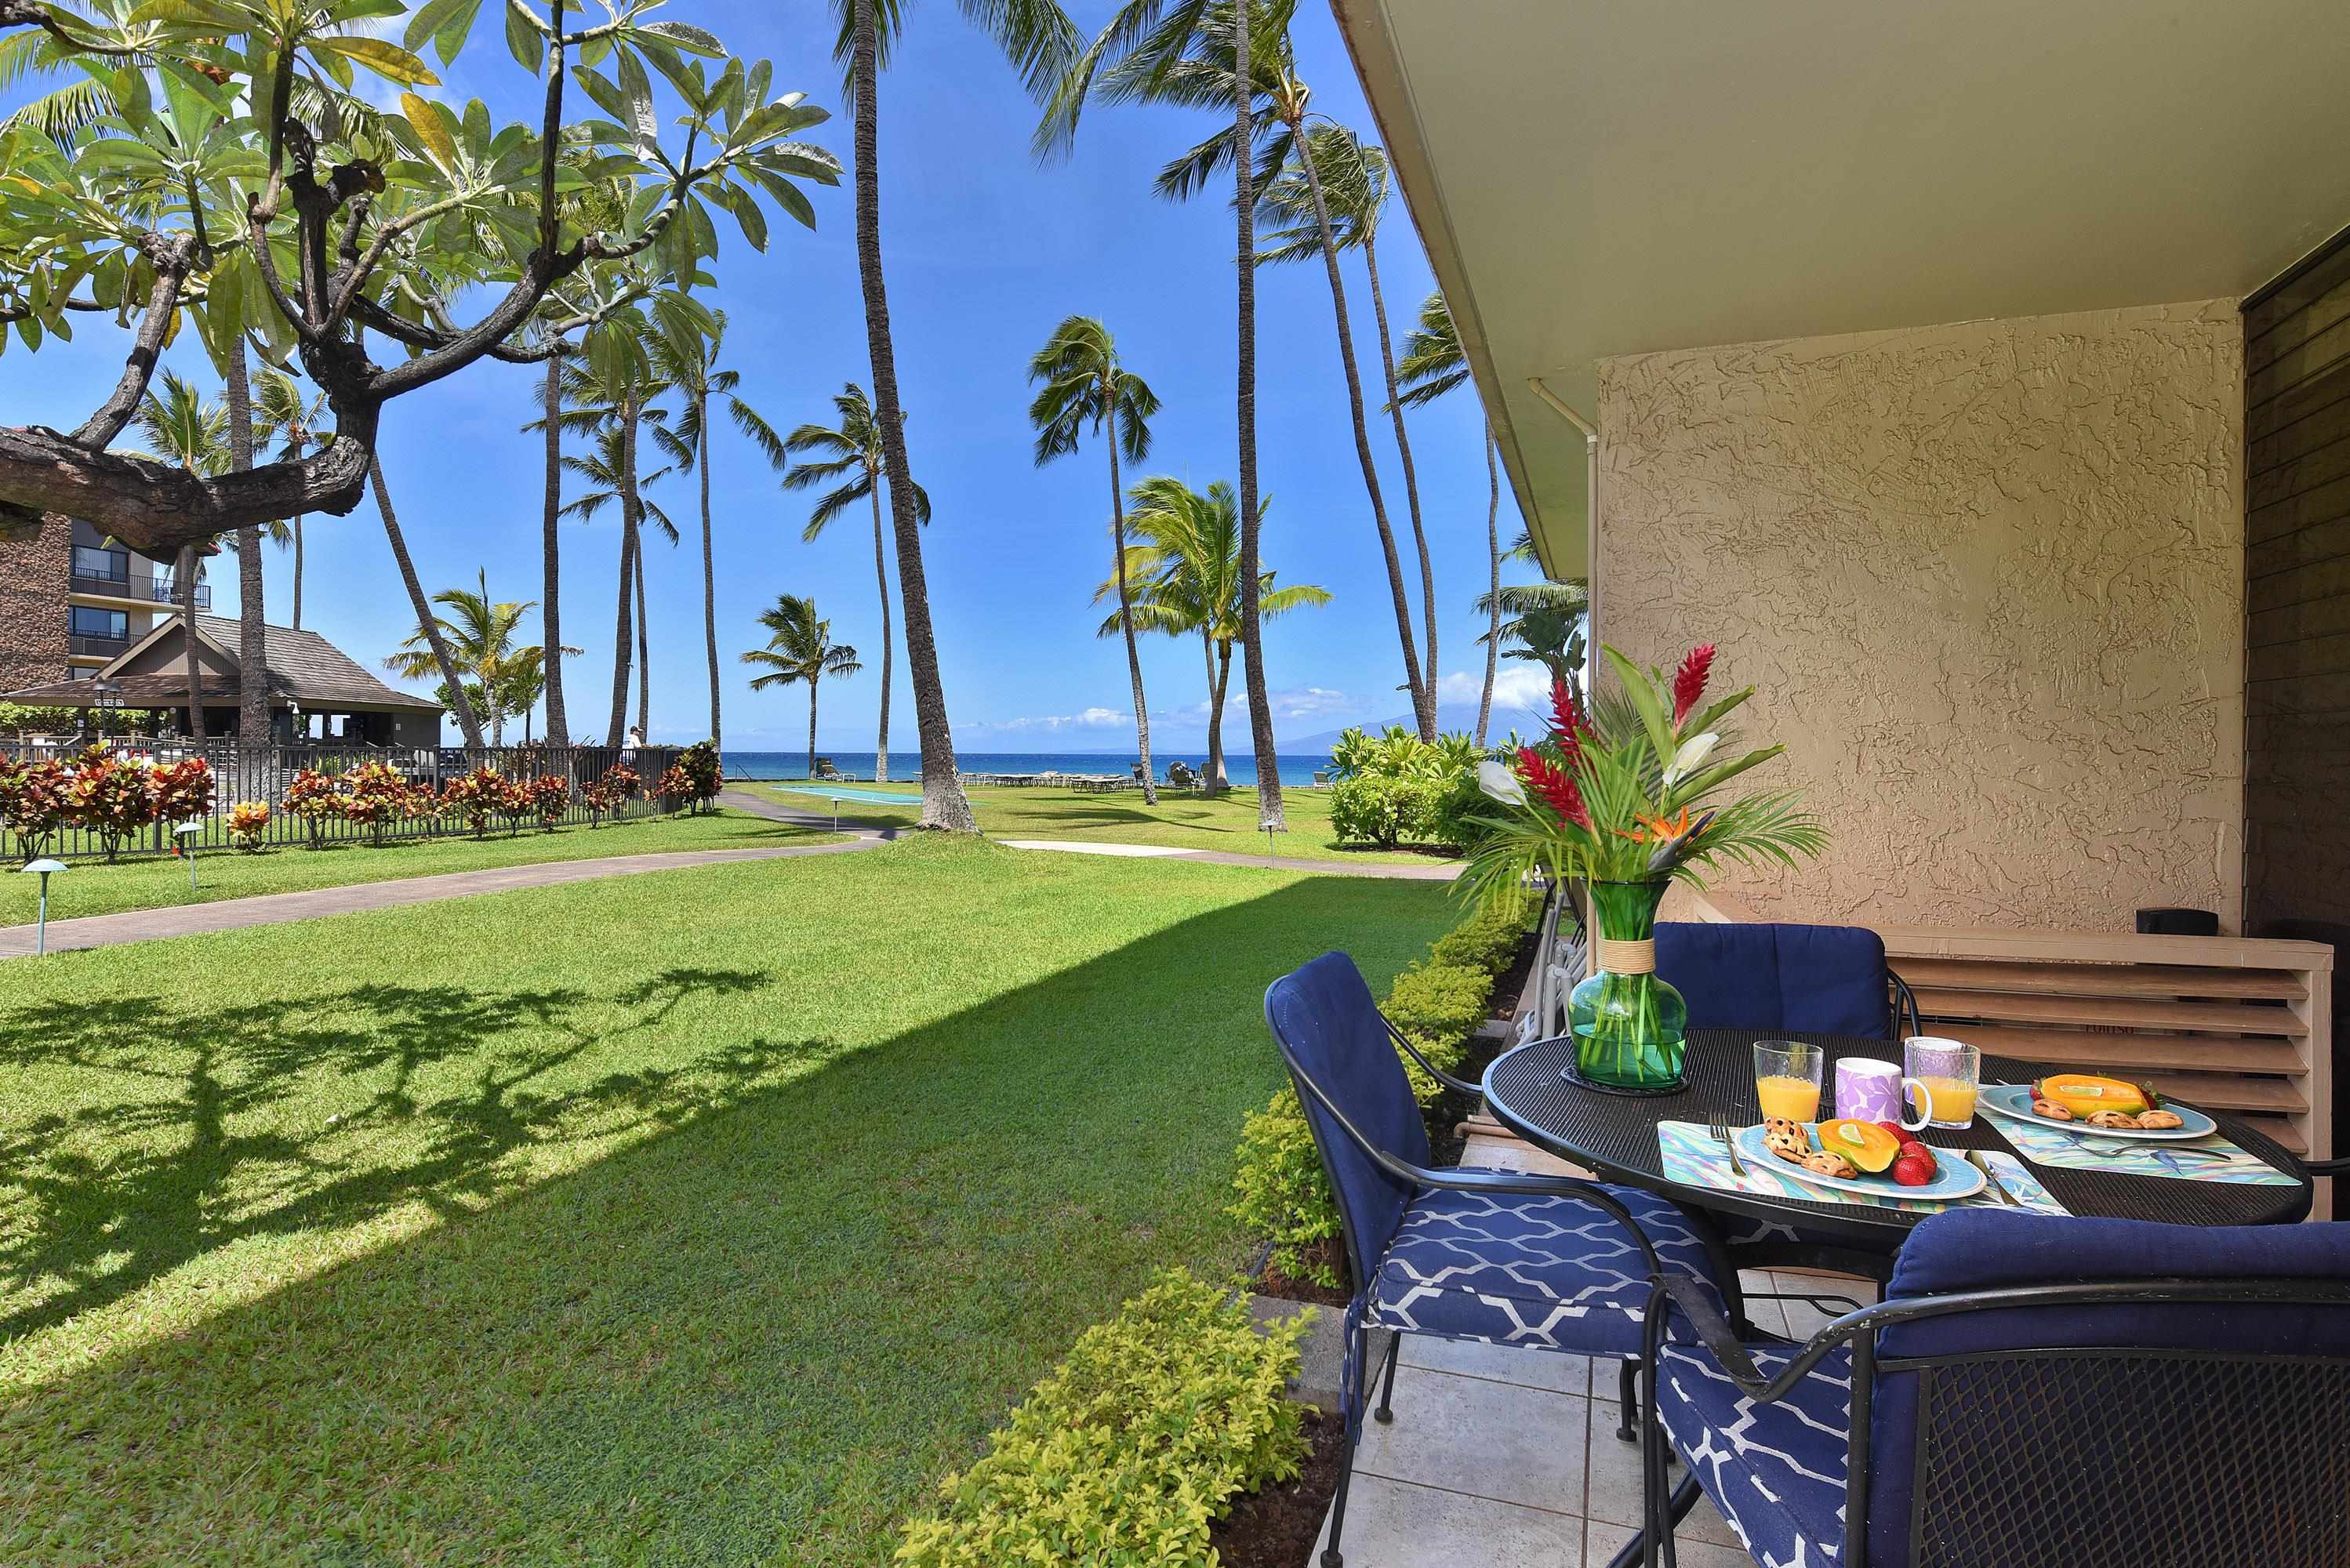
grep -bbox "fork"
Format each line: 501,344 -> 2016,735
1709,1119 -> 1748,1178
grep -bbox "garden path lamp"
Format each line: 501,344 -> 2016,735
830,795 -> 839,833
21,858 -> 65,956
173,822 -> 204,891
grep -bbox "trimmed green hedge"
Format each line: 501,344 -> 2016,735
1228,893 -> 1536,1289
895,1270 -> 1309,1566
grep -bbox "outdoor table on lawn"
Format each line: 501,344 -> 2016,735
1483,1030 -> 2313,1265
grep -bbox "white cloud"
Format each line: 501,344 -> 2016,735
1269,687 -> 1355,720
1435,664 -> 1552,711
985,707 -> 1134,733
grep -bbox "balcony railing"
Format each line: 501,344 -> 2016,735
70,632 -> 128,658
150,580 -> 210,609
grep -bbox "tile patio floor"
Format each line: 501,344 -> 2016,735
1312,1269 -> 1881,1566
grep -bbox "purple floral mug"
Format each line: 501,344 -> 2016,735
1832,1058 -> 1933,1130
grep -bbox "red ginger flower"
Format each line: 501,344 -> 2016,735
1672,644 -> 1716,725
1515,746 -> 1592,833
1547,677 -> 1593,764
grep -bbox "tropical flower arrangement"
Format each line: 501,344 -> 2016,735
226,800 -> 273,851
1467,643 -> 1825,1091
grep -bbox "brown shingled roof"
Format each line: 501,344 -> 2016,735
4,617 -> 442,713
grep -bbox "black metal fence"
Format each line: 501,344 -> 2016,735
2,741 -> 686,861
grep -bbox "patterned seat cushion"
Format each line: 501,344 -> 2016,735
1657,1340 -> 1851,1568
1367,1178 -> 1727,1356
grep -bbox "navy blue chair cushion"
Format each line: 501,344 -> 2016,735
1264,953 -> 1434,1273
1656,1340 -> 1853,1566
1369,1176 -> 1729,1357
1657,921 -> 1891,1037
1860,1211 -> 2350,1566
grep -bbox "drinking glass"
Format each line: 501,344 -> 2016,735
1753,1040 -> 1823,1123
1904,1036 -> 1981,1129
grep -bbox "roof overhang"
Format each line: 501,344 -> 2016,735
1331,0 -> 2350,579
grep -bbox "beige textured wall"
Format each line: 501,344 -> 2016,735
1598,300 -> 2245,932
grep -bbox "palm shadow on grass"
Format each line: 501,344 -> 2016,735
0,877 -> 1451,1566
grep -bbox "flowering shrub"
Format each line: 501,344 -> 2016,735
584,763 -> 640,826
341,761 -> 420,846
678,739 -> 721,812
0,756 -> 71,862
64,745 -> 154,860
282,768 -> 343,848
653,763 -> 696,812
438,767 -> 505,840
226,800 -> 272,851
147,757 -> 216,833
528,773 -> 570,830
893,1270 -> 1308,1568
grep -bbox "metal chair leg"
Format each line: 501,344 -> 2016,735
1617,1356 -> 1640,1442
1323,1309 -> 1375,1568
1372,1331 -> 1402,1424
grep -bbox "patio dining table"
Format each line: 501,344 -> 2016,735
1482,1030 -> 2314,1263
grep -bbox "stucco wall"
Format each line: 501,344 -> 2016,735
1598,300 -> 2245,932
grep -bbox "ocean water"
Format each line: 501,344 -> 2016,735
721,750 -> 1328,788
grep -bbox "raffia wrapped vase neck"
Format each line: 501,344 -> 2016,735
1567,879 -> 1688,1094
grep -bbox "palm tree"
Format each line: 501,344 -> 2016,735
221,342 -> 271,743
834,0 -> 1079,831
1259,125 -> 1437,725
133,372 -> 224,743
1095,477 -> 1328,789
553,328 -> 670,746
252,364 -> 332,633
1028,315 -> 1164,804
1070,2 -> 1432,741
742,593 -> 863,781
385,570 -> 562,748
1390,289 -> 1504,743
367,458 -> 488,747
650,311 -> 783,753
783,384 -> 931,784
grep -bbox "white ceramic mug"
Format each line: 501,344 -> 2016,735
1832,1057 -> 1934,1130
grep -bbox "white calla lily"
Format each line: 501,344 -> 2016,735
1662,731 -> 1720,788
1477,758 -> 1528,808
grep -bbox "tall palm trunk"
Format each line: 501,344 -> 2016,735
1286,110 -> 1432,741
605,392 -> 640,746
851,0 -> 975,831
1105,402 -> 1158,805
1475,423 -> 1500,747
605,517 -> 635,746
805,677 -> 820,781
697,415 -> 720,747
373,456 -> 484,747
1206,633 -> 1233,792
634,535 -> 650,739
868,485 -> 893,783
1363,231 -> 1437,720
176,543 -> 205,742
541,345 -> 568,745
1234,0 -> 1284,829
225,342 -> 267,744
288,433 -> 305,633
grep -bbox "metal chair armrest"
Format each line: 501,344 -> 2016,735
1381,1013 -> 1483,1098
2307,1156 -> 2350,1177
1654,1273 -> 1873,1403
1888,967 -> 1923,1040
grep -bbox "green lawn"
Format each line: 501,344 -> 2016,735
0,808 -> 833,926
753,780 -> 1456,866
0,835 -> 1455,1565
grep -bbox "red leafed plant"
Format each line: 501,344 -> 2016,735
148,757 -> 216,834
282,768 -> 344,848
340,761 -> 419,846
496,775 -> 535,835
0,755 -> 72,862
584,763 -> 639,827
528,774 -> 570,830
64,744 -> 154,861
226,800 -> 272,851
439,767 -> 505,840
653,764 -> 695,811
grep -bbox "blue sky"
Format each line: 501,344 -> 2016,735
2,2 -> 1542,752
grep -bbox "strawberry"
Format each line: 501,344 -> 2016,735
1890,1152 -> 1935,1187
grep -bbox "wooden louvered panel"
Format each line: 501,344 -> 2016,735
1909,989 -> 2305,1037
1927,1025 -> 2307,1077
1894,957 -> 2307,1001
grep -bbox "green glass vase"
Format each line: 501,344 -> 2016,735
1567,878 -> 1688,1094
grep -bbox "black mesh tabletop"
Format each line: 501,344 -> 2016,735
1483,1031 -> 2312,1246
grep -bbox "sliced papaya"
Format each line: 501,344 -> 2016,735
1818,1118 -> 1902,1174
2031,1073 -> 2151,1120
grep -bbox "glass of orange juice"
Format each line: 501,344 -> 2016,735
1905,1036 -> 1980,1128
1753,1040 -> 1823,1123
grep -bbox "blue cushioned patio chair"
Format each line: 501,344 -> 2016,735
1641,1209 -> 2350,1568
1656,921 -> 1921,1279
1265,953 -> 1739,1568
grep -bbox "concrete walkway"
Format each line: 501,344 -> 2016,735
0,837 -> 878,959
